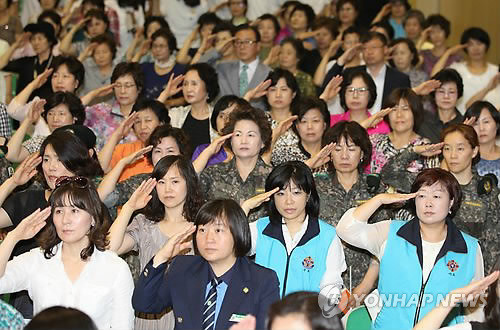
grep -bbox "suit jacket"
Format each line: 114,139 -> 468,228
322,63 -> 411,109
216,59 -> 271,110
132,255 -> 280,330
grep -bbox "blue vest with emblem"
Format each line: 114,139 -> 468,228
255,216 -> 337,297
374,220 -> 478,330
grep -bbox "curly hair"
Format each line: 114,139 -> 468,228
145,125 -> 191,163
141,156 -> 204,222
222,104 -> 273,155
38,180 -> 110,260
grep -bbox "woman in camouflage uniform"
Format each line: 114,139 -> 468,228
381,123 -> 500,271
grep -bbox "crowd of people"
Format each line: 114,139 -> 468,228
0,0 -> 499,329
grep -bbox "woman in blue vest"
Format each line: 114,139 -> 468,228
244,161 -> 346,298
337,168 -> 484,330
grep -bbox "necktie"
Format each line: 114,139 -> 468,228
239,64 -> 249,96
202,278 -> 218,330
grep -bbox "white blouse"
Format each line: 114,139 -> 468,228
0,244 -> 134,329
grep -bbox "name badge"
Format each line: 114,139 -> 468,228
229,314 -> 247,323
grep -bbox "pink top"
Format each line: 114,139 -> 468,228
330,110 -> 390,135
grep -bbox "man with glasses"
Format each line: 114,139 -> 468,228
322,31 -> 411,113
199,24 -> 271,109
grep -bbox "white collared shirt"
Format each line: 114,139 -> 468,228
367,64 -> 387,114
0,244 -> 134,329
240,58 -> 259,86
250,216 -> 347,289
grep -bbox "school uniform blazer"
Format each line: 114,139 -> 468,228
216,59 -> 271,110
132,255 -> 280,330
322,64 -> 411,108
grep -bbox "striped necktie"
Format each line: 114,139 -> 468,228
239,64 -> 249,96
202,278 -> 218,330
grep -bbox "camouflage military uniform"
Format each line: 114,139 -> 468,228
380,147 -> 500,271
0,156 -> 14,186
102,173 -> 150,219
315,172 -> 395,289
200,157 -> 272,222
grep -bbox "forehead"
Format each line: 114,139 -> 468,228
95,43 -> 111,51
156,136 -> 179,149
302,108 -> 322,118
185,70 -> 201,80
152,36 -> 168,44
272,78 -> 290,88
163,164 -> 181,178
235,29 -> 256,40
48,103 -> 70,113
348,76 -> 368,87
440,82 -> 457,90
135,108 -> 158,119
444,131 -> 468,143
418,181 -> 448,193
115,74 -> 134,84
234,119 -> 260,132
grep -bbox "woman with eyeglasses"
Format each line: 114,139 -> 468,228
84,62 -> 144,151
0,127 -> 103,318
108,155 -> 204,329
0,178 -> 134,329
381,123 -> 500,272
330,70 -> 390,136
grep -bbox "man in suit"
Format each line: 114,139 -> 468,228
206,24 -> 271,110
132,199 -> 280,330
322,31 -> 411,113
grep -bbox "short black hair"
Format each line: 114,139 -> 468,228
213,21 -> 235,35
368,23 -> 393,42
431,68 -> 464,99
234,24 -> 260,42
322,121 -> 372,170
311,17 -> 339,39
336,0 -> 360,15
426,14 -> 450,38
211,95 -> 250,132
461,27 -> 490,52
258,14 -> 281,37
90,33 -> 117,59
293,97 -> 330,135
197,12 -> 221,28
131,98 -> 170,125
142,155 -> 204,223
264,68 -> 301,111
403,9 -> 426,28
51,56 -> 85,90
342,25 -> 362,40
339,70 -> 377,110
151,28 -> 177,53
185,63 -> 220,103
24,306 -> 97,330
290,3 -> 316,29
280,37 -> 306,61
42,91 -> 86,125
38,10 -> 62,35
111,62 -> 144,94
84,9 -> 109,32
223,104 -> 272,155
193,199 -> 251,258
465,101 -> 500,137
266,161 -> 320,225
144,16 -> 170,38
383,88 -> 423,131
37,130 -> 104,188
146,125 -> 191,163
361,30 -> 388,46
389,38 -> 419,67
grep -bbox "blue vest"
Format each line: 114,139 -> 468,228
255,217 -> 337,297
374,220 -> 478,330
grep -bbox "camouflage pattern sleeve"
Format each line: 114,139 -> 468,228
482,186 -> 500,272
380,147 -> 420,193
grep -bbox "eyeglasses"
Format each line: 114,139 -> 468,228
346,87 -> 368,95
114,83 -> 136,90
234,39 -> 257,47
55,176 -> 89,189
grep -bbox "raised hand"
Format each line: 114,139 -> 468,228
154,224 -> 196,265
360,107 -> 393,129
10,207 -> 51,242
115,112 -> 139,139
447,270 -> 499,306
93,83 -> 115,98
11,152 -> 42,186
463,116 -> 476,126
375,192 -> 418,205
124,178 -> 157,211
305,142 -> 335,169
241,187 -> 279,216
27,98 -> 47,125
338,43 -> 362,66
32,68 -> 54,89
13,32 -> 31,49
215,36 -> 234,53
263,45 -> 280,66
413,79 -> 441,96
158,74 -> 184,103
138,39 -> 152,57
447,43 -> 467,55
413,142 -> 445,157
123,145 -> 153,166
244,79 -> 271,101
273,115 -> 298,141
206,133 -> 233,155
320,75 -> 343,102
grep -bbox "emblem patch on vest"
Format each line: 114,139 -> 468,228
447,260 -> 459,274
302,257 -> 314,270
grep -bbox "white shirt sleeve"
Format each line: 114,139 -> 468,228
336,208 -> 391,260
109,256 -> 135,330
249,221 -> 258,256
0,248 -> 39,294
320,234 -> 347,289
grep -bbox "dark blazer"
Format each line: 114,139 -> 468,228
322,63 -> 411,108
132,255 -> 280,330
